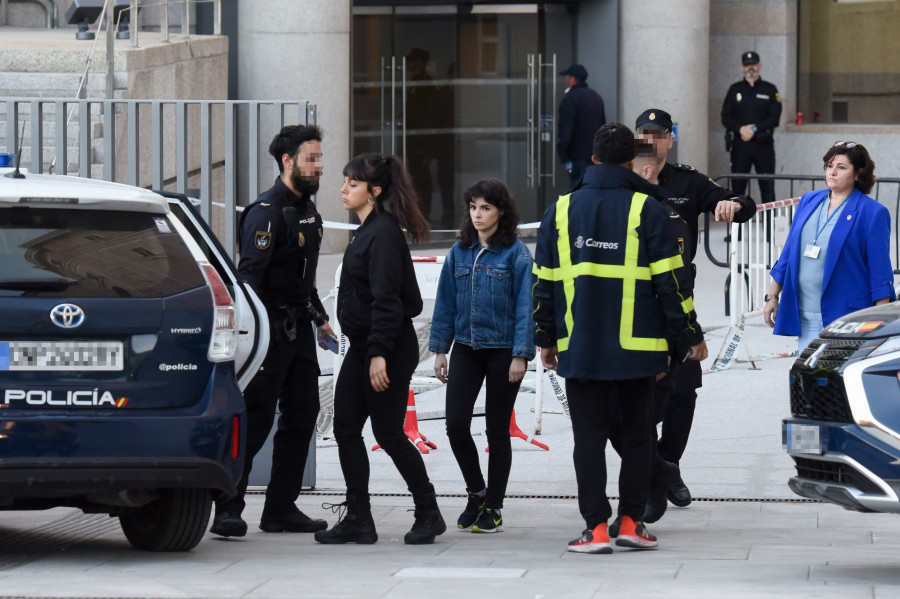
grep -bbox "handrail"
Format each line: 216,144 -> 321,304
703,173 -> 900,272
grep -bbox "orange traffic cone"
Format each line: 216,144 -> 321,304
372,390 -> 438,454
486,411 -> 550,452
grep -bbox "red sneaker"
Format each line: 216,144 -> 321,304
567,523 -> 612,554
615,515 -> 658,550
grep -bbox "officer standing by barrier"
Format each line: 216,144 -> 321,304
534,123 -> 706,554
211,125 -> 334,537
634,108 -> 755,510
721,51 -> 782,205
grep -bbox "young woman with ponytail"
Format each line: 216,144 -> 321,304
314,153 -> 445,546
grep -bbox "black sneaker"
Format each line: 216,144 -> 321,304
404,508 -> 447,545
210,511 -> 247,538
471,507 -> 503,533
259,506 -> 328,533
457,493 -> 485,531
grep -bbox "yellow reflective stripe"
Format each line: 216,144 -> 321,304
532,262 -> 542,277
535,262 -> 652,282
620,193 -> 668,352
682,296 -> 695,314
649,254 -> 683,276
555,194 -> 575,352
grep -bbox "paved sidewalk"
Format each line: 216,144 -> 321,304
3,223 -> 900,597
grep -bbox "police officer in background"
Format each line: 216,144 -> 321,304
634,108 -> 755,514
211,124 -> 334,537
721,51 -> 783,205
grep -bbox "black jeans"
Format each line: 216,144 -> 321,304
445,343 -> 521,509
219,316 -> 320,515
567,376 -> 655,528
333,320 -> 435,508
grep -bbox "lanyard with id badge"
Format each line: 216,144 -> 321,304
804,196 -> 848,259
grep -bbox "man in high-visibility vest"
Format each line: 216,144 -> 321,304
533,123 -> 707,555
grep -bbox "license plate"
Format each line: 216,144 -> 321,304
784,422 -> 822,454
0,341 -> 124,371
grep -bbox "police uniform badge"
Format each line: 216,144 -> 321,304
776,92 -> 782,103
298,232 -> 306,248
255,231 -> 272,250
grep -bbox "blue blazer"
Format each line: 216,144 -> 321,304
770,188 -> 895,336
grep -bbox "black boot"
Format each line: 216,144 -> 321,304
314,498 -> 378,545
404,493 -> 447,545
643,457 -> 679,524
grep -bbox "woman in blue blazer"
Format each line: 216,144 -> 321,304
764,142 -> 894,351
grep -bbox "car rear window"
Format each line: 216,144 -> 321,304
0,207 -> 205,298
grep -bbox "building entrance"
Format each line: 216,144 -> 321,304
351,3 -> 576,231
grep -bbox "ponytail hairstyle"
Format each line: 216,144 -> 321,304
342,153 -> 430,244
457,178 -> 520,248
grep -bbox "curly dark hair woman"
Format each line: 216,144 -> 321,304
457,178 -> 521,248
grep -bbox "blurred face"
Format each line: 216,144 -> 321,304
824,154 -> 857,196
286,140 -> 323,196
469,197 -> 502,239
743,62 -> 761,81
635,128 -> 673,159
341,177 -> 379,212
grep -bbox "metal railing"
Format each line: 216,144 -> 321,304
704,173 -> 900,272
2,97 -> 315,262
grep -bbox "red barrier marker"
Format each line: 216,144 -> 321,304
486,411 -> 550,452
372,390 -> 437,454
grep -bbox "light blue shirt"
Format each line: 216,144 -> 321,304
798,196 -> 846,313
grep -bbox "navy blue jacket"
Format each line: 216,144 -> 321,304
533,164 -> 703,380
556,82 -> 606,164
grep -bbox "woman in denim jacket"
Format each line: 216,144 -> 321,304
429,179 -> 536,533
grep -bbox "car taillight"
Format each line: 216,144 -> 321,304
199,262 -> 237,362
232,416 -> 241,460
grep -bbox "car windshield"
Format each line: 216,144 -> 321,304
0,207 -> 205,298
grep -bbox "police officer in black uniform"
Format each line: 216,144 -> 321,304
210,125 -> 334,537
721,51 -> 783,205
634,109 -> 755,513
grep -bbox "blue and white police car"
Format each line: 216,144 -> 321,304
0,169 -> 268,551
784,304 -> 900,514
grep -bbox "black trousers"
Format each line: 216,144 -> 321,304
658,361 -> 700,465
567,376 -> 655,528
445,343 -> 521,509
333,321 -> 435,508
219,317 -> 320,515
730,139 -> 776,204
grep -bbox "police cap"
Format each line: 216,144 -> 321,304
635,108 -> 673,132
742,51 -> 760,65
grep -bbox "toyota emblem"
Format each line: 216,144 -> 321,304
50,304 -> 85,328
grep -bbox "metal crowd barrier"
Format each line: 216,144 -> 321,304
704,174 -> 900,273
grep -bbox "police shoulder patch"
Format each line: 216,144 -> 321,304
255,231 -> 272,250
673,163 -> 696,172
775,92 -> 782,103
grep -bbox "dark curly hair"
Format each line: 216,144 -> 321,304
457,179 -> 520,248
822,142 -> 876,195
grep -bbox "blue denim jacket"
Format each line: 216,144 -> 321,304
429,239 -> 536,359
